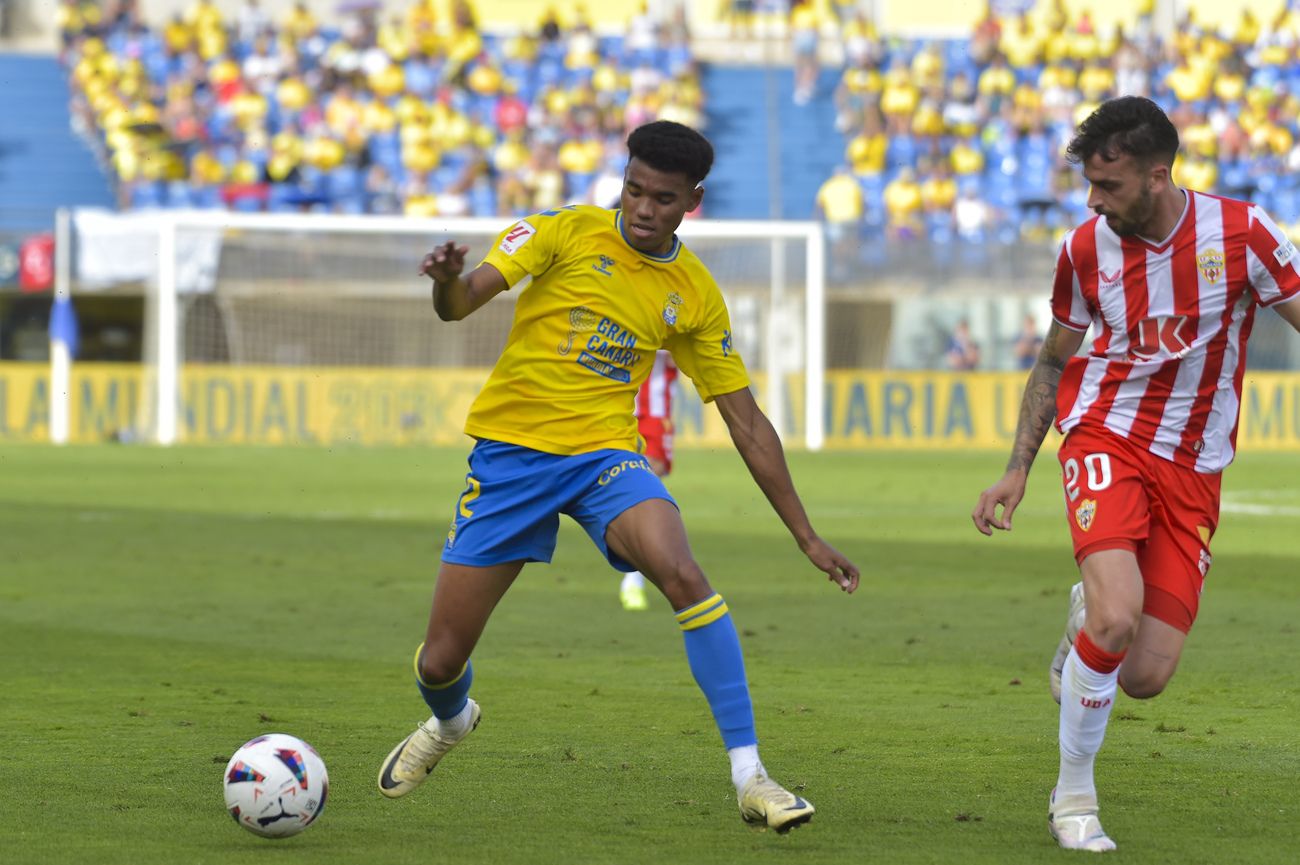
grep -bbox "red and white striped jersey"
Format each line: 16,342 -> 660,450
1052,190 -> 1300,472
635,351 -> 678,419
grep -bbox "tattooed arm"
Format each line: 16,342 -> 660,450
972,321 -> 1085,536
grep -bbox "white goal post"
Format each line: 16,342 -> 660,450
53,210 -> 825,450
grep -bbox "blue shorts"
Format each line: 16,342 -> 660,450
441,439 -> 676,571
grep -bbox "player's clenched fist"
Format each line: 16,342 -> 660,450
421,241 -> 469,283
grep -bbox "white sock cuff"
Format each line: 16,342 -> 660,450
435,702 -> 474,739
728,744 -> 763,791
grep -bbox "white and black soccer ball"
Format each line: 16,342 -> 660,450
223,733 -> 328,838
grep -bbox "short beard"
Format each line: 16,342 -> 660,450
1105,188 -> 1154,237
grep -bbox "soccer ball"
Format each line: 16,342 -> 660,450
223,733 -> 329,838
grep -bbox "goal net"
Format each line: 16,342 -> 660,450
55,210 -> 825,449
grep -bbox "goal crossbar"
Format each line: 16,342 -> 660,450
54,209 -> 825,450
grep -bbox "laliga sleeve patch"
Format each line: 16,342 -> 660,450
499,220 -> 536,255
1274,238 -> 1297,267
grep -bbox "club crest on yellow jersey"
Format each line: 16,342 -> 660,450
663,292 -> 683,326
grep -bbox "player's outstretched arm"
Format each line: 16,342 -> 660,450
714,388 -> 859,593
421,241 -> 509,321
971,321 -> 1085,536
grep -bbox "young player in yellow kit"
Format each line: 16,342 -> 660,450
376,121 -> 859,831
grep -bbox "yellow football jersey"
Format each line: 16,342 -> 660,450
466,205 -> 749,455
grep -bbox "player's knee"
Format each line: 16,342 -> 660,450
417,644 -> 466,686
1084,607 -> 1140,651
651,559 -> 711,607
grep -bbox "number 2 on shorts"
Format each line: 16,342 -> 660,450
457,476 -> 481,517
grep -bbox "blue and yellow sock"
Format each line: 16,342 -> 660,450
676,594 -> 757,750
412,643 -> 473,721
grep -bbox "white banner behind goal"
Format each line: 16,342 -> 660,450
53,210 -> 825,449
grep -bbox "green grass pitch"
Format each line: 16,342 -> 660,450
1,444 -> 1296,864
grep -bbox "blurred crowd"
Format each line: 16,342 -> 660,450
59,0 -> 1300,242
58,0 -> 701,215
814,0 -> 1300,268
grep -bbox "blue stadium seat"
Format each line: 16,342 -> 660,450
432,163 -> 462,191
663,44 -> 692,76
1250,66 -> 1283,90
886,135 -> 918,172
566,171 -> 594,197
470,180 -> 497,216
1015,166 -> 1052,204
142,39 -> 170,81
297,165 -> 329,199
926,209 -> 955,246
333,194 -> 367,215
1219,160 -> 1252,195
264,98 -> 283,131
326,165 -> 363,200
862,198 -> 886,232
267,183 -> 301,212
535,57 -> 565,89
193,184 -> 223,209
1271,188 -> 1300,224
599,35 -> 624,59
403,59 -> 440,98
858,173 -> 886,205
244,150 -> 268,174
368,134 -> 402,175
982,171 -> 1020,211
129,182 -> 164,209
231,194 -> 265,213
166,181 -> 197,208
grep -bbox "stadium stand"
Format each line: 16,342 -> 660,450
0,52 -> 114,231
57,0 -> 704,218
815,0 -> 1300,279
51,0 -> 1300,244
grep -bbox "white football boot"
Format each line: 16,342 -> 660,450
1049,582 -> 1087,705
1049,789 -> 1117,852
738,773 -> 815,832
377,699 -> 481,798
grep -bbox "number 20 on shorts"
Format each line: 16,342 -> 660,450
1063,453 -> 1112,502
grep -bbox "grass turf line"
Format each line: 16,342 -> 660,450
0,445 -> 1296,864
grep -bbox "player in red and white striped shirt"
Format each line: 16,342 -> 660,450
620,351 -> 678,610
972,97 -> 1300,853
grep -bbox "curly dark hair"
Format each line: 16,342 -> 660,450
1066,96 -> 1180,168
626,121 -> 714,185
